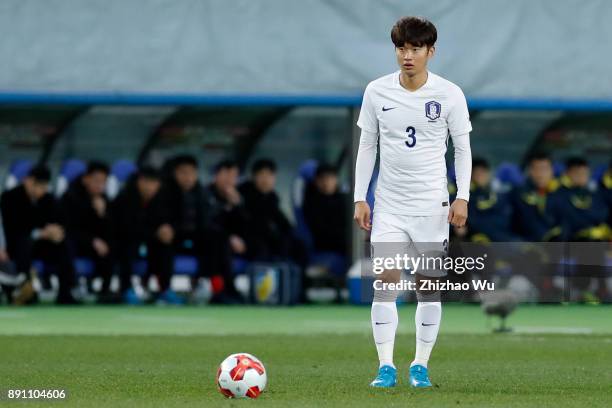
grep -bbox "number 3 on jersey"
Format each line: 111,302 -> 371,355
405,126 -> 416,148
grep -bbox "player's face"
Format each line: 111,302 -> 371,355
137,176 -> 161,202
472,167 -> 491,188
254,169 -> 276,194
215,167 -> 239,190
83,171 -> 108,196
316,173 -> 338,195
528,159 -> 553,189
174,164 -> 198,192
23,178 -> 49,201
395,42 -> 434,77
566,166 -> 590,188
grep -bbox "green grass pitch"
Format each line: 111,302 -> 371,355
1,305 -> 611,407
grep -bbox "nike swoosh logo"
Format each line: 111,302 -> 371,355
375,322 -> 391,325
382,106 -> 397,112
421,323 -> 436,326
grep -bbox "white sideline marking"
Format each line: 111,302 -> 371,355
513,326 -> 593,334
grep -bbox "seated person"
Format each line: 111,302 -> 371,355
548,157 -> 609,241
547,157 -> 609,301
0,166 -> 78,304
207,159 -> 252,259
303,163 -> 349,256
156,155 -> 242,303
510,152 -> 560,241
467,158 -> 519,242
61,161 -> 115,298
239,159 -> 306,265
112,167 -> 173,304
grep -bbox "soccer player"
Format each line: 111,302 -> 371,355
353,17 -> 472,388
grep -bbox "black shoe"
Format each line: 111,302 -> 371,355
210,291 -> 245,305
56,295 -> 82,305
96,292 -> 123,304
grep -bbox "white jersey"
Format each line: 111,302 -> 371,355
356,71 -> 472,215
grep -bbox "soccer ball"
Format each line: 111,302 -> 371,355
216,353 -> 267,399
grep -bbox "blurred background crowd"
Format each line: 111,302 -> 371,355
0,156 -> 351,305
0,151 -> 610,305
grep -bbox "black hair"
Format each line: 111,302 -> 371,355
472,157 -> 490,170
527,151 -> 552,165
86,160 -> 110,176
251,158 -> 276,175
214,159 -> 239,174
138,166 -> 161,180
391,16 -> 437,48
315,163 -> 337,178
172,154 -> 198,169
27,165 -> 51,182
565,156 -> 588,170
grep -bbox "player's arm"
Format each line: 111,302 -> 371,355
447,86 -> 473,228
354,129 -> 378,231
354,84 -> 379,231
448,132 -> 471,227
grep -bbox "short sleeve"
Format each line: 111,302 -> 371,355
447,87 -> 472,136
356,84 -> 378,133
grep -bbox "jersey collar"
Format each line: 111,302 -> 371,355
394,70 -> 433,93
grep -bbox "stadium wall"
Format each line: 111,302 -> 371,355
1,0 -> 611,106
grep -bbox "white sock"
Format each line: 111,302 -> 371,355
411,301 -> 441,368
371,301 -> 398,368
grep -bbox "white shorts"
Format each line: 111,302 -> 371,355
370,211 -> 449,277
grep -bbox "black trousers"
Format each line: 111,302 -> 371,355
73,240 -> 115,294
117,238 -> 173,293
9,237 -> 76,301
175,229 -> 237,293
117,230 -> 236,294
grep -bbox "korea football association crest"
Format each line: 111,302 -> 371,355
425,100 -> 441,121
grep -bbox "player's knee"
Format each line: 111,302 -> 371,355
373,288 -> 400,303
415,275 -> 442,302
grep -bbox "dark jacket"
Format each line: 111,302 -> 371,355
467,184 -> 520,242
61,179 -> 113,251
155,179 -> 216,236
111,179 -> 163,247
303,183 -> 348,254
599,170 -> 612,227
510,179 -> 560,241
207,183 -> 251,240
238,181 -> 293,258
547,176 -> 609,241
0,185 -> 64,255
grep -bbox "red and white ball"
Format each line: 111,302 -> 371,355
216,353 -> 267,399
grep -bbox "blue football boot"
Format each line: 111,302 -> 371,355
156,289 -> 185,305
123,288 -> 142,305
369,365 -> 397,388
409,364 -> 432,388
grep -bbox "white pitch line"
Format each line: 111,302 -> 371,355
513,326 -> 593,334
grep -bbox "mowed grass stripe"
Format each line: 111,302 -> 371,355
1,305 -> 611,335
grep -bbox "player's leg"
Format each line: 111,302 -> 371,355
406,214 -> 449,387
369,212 -> 409,387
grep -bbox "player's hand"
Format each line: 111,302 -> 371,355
223,187 -> 242,206
92,196 -> 107,217
0,248 -> 9,262
229,234 -> 246,254
92,238 -> 110,257
157,224 -> 174,244
353,201 -> 372,231
40,224 -> 65,243
448,199 -> 468,227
